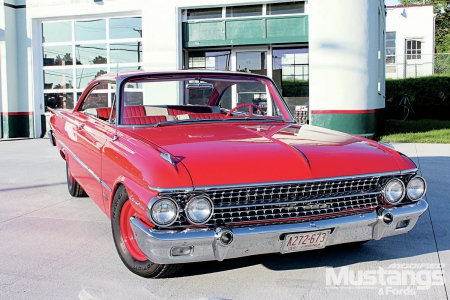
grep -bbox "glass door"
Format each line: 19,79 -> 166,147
231,47 -> 272,114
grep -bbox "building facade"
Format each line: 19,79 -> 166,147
0,0 -> 386,139
385,4 -> 435,79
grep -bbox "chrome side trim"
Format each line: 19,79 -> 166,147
213,191 -> 380,210
148,185 -> 194,193
53,135 -> 112,192
400,168 -> 419,175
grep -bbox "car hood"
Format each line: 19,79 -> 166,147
128,123 -> 416,187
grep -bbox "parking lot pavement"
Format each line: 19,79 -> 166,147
0,139 -> 449,300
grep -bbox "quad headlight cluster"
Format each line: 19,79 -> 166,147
382,176 -> 427,205
147,194 -> 214,227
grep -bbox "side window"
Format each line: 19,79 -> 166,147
80,82 -> 116,121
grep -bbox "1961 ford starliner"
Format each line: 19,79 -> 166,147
48,70 -> 428,278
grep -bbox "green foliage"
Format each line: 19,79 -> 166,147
378,119 -> 450,143
92,56 -> 107,64
385,76 -> 450,120
281,79 -> 309,97
434,54 -> 450,73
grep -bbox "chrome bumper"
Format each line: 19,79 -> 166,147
130,200 -> 428,265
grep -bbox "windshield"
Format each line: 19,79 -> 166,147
117,73 -> 293,126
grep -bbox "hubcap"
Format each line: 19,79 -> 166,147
119,200 -> 148,262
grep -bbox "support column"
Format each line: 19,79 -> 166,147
0,1 -> 32,138
308,0 -> 386,138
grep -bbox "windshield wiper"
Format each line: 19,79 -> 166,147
223,116 -> 285,122
153,119 -> 222,127
152,116 -> 285,127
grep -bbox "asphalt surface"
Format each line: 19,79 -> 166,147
0,139 -> 449,300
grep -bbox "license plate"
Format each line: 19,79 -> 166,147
281,230 -> 330,253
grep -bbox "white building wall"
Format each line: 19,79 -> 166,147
386,5 -> 435,79
309,0 -> 385,111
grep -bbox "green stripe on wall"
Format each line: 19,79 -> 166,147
310,113 -> 380,138
2,115 -> 33,138
183,15 -> 308,48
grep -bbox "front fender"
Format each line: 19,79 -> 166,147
110,177 -> 157,225
102,132 -> 193,219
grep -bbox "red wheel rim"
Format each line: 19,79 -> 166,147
120,200 -> 148,262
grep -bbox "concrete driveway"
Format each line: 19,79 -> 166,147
0,139 -> 449,300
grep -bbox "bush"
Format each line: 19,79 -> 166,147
281,79 -> 309,97
386,76 -> 450,120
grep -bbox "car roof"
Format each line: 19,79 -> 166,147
95,69 -> 270,82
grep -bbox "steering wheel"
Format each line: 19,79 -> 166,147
225,103 -> 265,117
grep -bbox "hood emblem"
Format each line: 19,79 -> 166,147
160,152 -> 174,165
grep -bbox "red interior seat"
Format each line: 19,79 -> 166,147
123,115 -> 167,125
123,105 -> 146,117
96,107 -> 112,120
188,113 -> 226,120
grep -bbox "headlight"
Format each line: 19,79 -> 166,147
185,195 -> 214,225
382,178 -> 405,205
406,176 -> 427,201
148,197 -> 178,227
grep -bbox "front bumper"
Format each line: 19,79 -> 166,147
130,200 -> 428,264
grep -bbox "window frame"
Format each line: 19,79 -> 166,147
42,16 -> 143,111
386,31 -> 396,64
405,39 -> 422,61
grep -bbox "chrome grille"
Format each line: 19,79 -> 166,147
163,173 -> 415,228
211,193 -> 379,225
207,177 -> 381,208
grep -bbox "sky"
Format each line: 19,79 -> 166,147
385,0 -> 401,5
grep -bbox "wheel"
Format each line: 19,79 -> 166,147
66,162 -> 88,197
111,185 -> 182,278
225,103 -> 265,117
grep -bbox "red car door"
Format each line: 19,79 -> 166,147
71,112 -> 113,211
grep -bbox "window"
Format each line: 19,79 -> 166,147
42,16 -> 143,110
386,31 -> 396,64
186,8 -> 222,20
406,39 -> 422,60
81,83 -> 111,111
188,51 -> 231,70
267,2 -> 305,15
226,5 -> 262,18
272,47 -> 309,115
184,2 -> 305,21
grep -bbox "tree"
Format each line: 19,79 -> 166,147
92,55 -> 107,64
96,70 -> 107,78
54,53 -> 73,65
400,0 -> 450,52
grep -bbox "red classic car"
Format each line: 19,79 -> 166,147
49,70 -> 428,278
